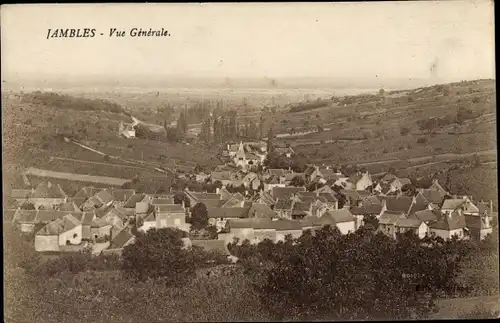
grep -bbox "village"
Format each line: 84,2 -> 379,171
8,138 -> 496,260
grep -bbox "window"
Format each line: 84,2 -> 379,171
174,218 -> 181,226
73,233 -> 78,238
160,220 -> 167,227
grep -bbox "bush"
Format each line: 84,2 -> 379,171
400,127 -> 410,136
417,137 -> 428,144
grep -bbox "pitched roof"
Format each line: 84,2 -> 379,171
57,201 -> 82,213
464,214 -> 491,230
363,195 -> 382,205
95,204 -> 115,218
398,178 -> 412,186
408,194 -> 429,215
292,202 -> 310,216
268,169 -> 286,177
275,198 -> 293,210
285,173 -> 304,181
319,192 -> 338,203
95,189 -> 114,204
317,209 -> 355,225
218,187 -> 233,201
31,182 -> 67,199
207,207 -> 251,219
412,209 -> 441,223
258,191 -> 276,205
395,217 -> 424,228
109,229 -> 134,249
297,191 -> 317,198
111,189 -> 136,202
350,204 -> 383,215
79,212 -> 95,226
151,198 -> 174,205
272,186 -> 306,200
441,199 -> 466,210
156,204 -> 185,213
36,210 -> 81,223
299,216 -> 322,228
36,214 -> 81,236
477,202 -> 493,216
226,218 -> 275,229
115,207 -> 136,218
380,196 -> 414,214
191,192 -> 221,200
248,203 -> 277,219
420,189 -> 446,205
379,211 -> 405,225
13,210 -> 37,223
381,173 -> 398,183
199,199 -> 226,208
304,166 -> 317,176
211,171 -> 233,181
428,211 -> 466,231
267,219 -> 302,231
10,189 -> 32,199
191,239 -> 230,255
123,193 -> 146,208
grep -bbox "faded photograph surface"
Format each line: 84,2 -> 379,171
2,1 -> 498,321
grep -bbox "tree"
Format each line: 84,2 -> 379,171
267,126 -> 275,154
363,214 -> 380,230
200,117 -> 212,145
122,228 -> 195,283
190,203 -> 209,230
401,183 -> 417,196
173,191 -> 191,208
400,127 -> 410,136
20,202 -> 36,210
290,153 -> 308,172
290,176 -> 306,187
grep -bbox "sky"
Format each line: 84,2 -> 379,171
0,1 -> 495,87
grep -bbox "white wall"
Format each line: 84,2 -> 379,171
418,222 -> 429,239
58,224 -> 83,246
231,228 -> 255,243
276,230 -> 303,242
139,221 -> 156,233
336,221 -> 356,235
431,228 -> 464,240
35,235 -> 59,252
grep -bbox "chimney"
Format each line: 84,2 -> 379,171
47,181 -> 52,188
216,187 -> 220,194
490,200 -> 493,215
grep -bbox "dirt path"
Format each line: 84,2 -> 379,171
49,156 -> 152,170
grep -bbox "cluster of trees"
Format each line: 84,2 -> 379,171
199,111 -> 263,146
263,151 -> 309,172
21,91 -> 127,115
228,226 -> 498,320
5,216 -> 499,322
289,98 -> 331,113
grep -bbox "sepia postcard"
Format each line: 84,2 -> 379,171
1,1 -> 498,322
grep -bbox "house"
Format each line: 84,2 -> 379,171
304,166 -> 323,183
272,186 -> 306,200
29,182 -> 67,209
270,219 -> 303,242
103,229 -> 135,256
72,187 -> 102,208
123,193 -> 148,210
119,121 -> 136,138
57,201 -> 82,213
234,142 -> 248,168
138,210 -> 156,233
207,207 -> 251,232
379,196 -> 415,215
299,216 -> 323,233
34,214 -> 82,252
389,178 -> 412,193
110,189 -> 136,207
156,204 -> 190,232
35,210 -> 82,224
318,192 -> 339,210
210,171 -> 236,186
315,209 -> 356,235
77,212 -> 95,240
10,189 -> 33,204
248,203 -> 277,219
274,199 -> 294,219
274,146 -> 294,158
12,209 -> 37,233
350,204 -> 384,229
256,190 -> 276,207
184,190 -> 222,207
284,172 -> 305,186
81,189 -> 115,210
464,212 -> 493,241
441,196 -> 476,215
394,217 -> 429,239
378,211 -> 406,239
355,172 -> 373,191
151,198 -> 175,206
428,210 -> 467,240
411,209 -> 442,225
263,175 -> 286,191
291,201 -> 311,220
